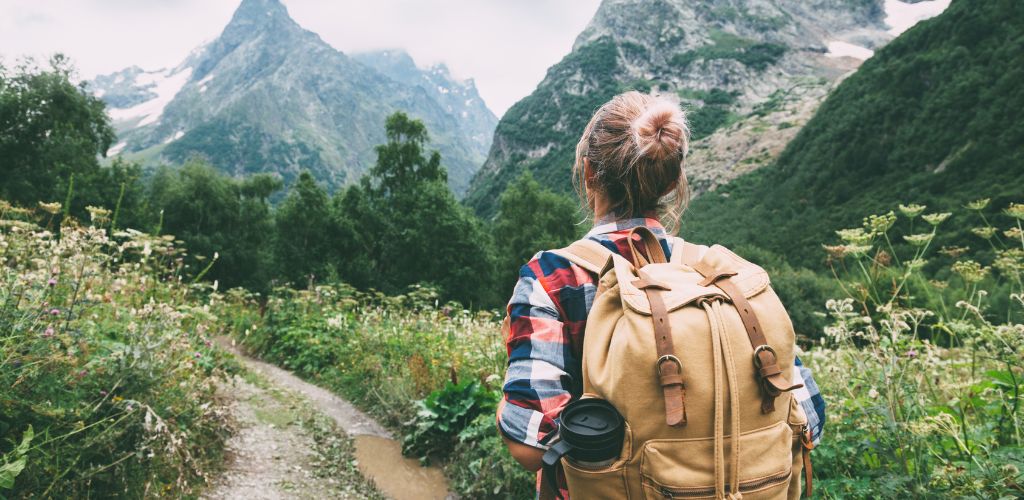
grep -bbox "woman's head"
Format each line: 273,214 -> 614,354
573,91 -> 690,229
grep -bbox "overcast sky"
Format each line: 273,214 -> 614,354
0,0 -> 602,115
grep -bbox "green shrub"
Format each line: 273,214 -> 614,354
448,413 -> 535,499
0,201 -> 236,497
402,381 -> 498,462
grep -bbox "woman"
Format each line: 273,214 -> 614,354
496,91 -> 825,497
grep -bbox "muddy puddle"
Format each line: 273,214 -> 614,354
353,435 -> 450,500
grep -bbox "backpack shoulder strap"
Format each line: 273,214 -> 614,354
550,239 -> 615,274
670,237 -> 708,266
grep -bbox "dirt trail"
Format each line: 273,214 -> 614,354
212,339 -> 452,500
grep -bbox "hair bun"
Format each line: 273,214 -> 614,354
632,101 -> 688,162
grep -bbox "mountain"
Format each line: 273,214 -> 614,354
682,0 -> 1023,267
464,0 -> 947,216
90,0 -> 497,195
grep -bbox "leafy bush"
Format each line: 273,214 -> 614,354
447,413 -> 535,499
0,200 -> 236,497
807,200 -> 1024,498
402,381 -> 498,461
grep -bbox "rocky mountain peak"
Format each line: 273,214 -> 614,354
228,0 -> 294,30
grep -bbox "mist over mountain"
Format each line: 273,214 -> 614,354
89,0 -> 497,194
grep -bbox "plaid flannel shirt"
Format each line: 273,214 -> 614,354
498,217 -> 826,497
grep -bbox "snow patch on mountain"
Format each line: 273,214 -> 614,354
107,67 -> 193,126
884,0 -> 951,36
826,41 -> 875,60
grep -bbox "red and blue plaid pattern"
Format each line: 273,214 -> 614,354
498,217 -> 826,497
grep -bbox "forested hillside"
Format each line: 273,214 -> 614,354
682,0 -> 1024,268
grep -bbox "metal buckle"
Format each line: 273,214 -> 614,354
656,354 -> 683,375
752,344 -> 777,369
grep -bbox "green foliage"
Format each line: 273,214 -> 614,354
149,160 -> 282,291
493,171 -> 581,294
0,202 -> 236,497
402,381 -> 498,462
335,111 -> 499,306
274,171 -> 335,286
0,55 -> 125,221
0,426 -> 32,491
807,200 -> 1024,498
670,31 -> 786,71
447,413 -> 535,499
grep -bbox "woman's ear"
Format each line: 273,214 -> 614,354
584,157 -> 595,187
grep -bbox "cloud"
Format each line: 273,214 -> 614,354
0,0 -> 601,115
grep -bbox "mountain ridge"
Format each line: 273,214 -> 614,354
91,0 -> 497,194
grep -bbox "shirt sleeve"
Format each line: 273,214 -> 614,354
497,255 -> 575,449
792,356 -> 826,445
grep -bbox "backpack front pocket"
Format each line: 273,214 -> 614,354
639,420 -> 794,499
561,420 -> 633,499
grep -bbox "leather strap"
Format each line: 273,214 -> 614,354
690,253 -> 803,413
550,239 -> 614,274
802,429 -> 815,498
626,226 -> 667,267
636,270 -> 686,427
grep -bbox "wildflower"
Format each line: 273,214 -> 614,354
971,227 -> 997,239
113,396 -> 123,402
921,212 -> 951,226
823,244 -> 849,258
965,198 -> 990,211
836,227 -> 872,245
905,349 -> 918,358
48,277 -> 57,287
903,233 -> 933,247
100,390 -> 108,397
952,260 -> 989,283
43,326 -> 55,338
38,201 -> 62,215
1005,227 -> 1023,240
898,203 -> 926,218
846,244 -> 873,257
49,308 -> 60,316
194,352 -> 202,359
939,245 -> 969,258
1005,202 -> 1024,220
863,211 -> 896,234
85,206 -> 111,225
868,387 -> 879,399
75,369 -> 87,378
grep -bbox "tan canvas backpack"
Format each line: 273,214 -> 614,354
545,227 -> 814,499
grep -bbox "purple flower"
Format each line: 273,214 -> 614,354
194,352 -> 202,359
906,349 -> 918,359
49,308 -> 60,316
100,390 -> 108,397
43,326 -> 55,338
48,278 -> 57,287
76,369 -> 88,378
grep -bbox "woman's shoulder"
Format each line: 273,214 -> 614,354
517,242 -> 608,290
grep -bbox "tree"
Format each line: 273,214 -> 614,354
0,55 -> 114,208
149,160 -> 280,290
273,172 -> 335,287
333,111 -> 498,305
493,171 -> 581,294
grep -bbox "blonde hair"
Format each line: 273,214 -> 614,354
572,91 -> 690,231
